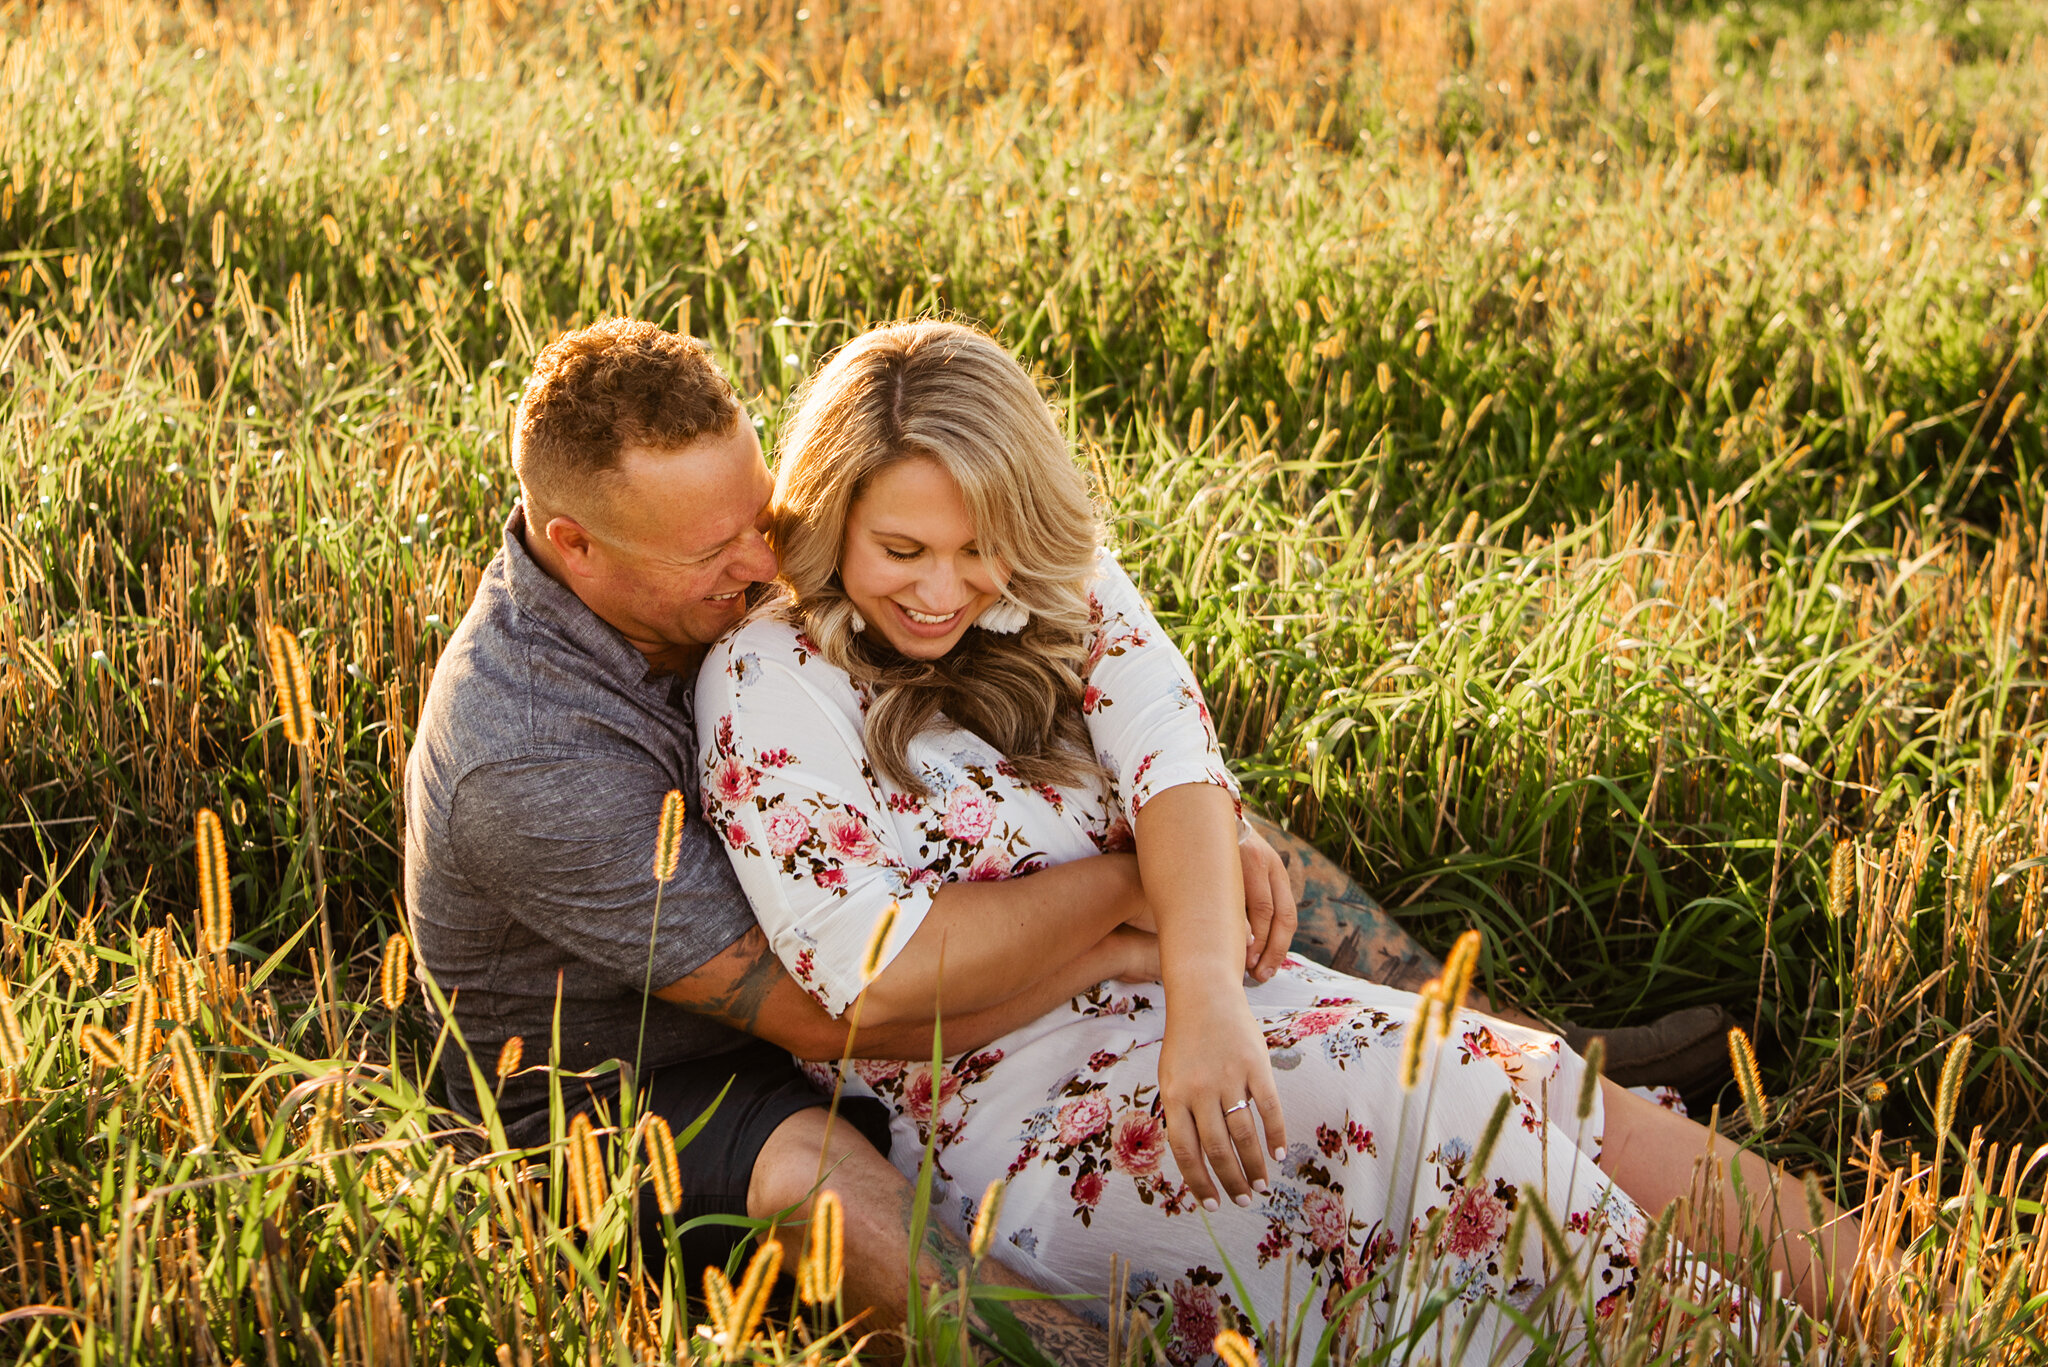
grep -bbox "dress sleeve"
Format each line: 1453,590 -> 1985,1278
695,627 -> 937,1018
1080,552 -> 1242,820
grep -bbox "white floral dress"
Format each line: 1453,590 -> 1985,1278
697,554 -> 1650,1364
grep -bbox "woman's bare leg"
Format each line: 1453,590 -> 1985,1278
1596,1078 -> 1873,1332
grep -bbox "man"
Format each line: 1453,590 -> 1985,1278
406,318 -> 1725,1357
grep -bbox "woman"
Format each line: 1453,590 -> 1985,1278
697,321 -> 1863,1361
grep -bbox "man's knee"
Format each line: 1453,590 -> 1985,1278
748,1105 -> 905,1222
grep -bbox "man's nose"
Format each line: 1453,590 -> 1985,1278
737,528 -> 778,583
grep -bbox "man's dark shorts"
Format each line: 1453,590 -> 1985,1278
499,1040 -> 893,1273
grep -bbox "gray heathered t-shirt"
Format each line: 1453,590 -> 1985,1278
404,505 -> 759,1123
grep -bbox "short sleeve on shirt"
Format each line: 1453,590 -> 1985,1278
447,754 -> 756,992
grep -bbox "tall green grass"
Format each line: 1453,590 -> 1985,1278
4,0 -> 2048,1358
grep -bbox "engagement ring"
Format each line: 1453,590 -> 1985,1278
1222,1099 -> 1252,1116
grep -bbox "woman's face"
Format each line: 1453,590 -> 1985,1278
841,456 -> 1005,661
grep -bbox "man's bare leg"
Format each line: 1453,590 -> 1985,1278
749,1107 -> 1105,1367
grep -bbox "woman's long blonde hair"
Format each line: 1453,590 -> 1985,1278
769,320 -> 1106,796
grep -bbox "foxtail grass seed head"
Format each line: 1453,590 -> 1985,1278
1828,839 -> 1855,919
1376,361 -> 1394,394
80,1023 -> 122,1070
494,1035 -> 524,1080
703,1265 -> 739,1345
1470,1090 -> 1513,1181
169,958 -> 204,1025
970,1178 -> 1005,1260
125,977 -> 159,1071
799,1188 -> 844,1304
1213,1329 -> 1260,1367
1576,1037 -> 1605,1122
643,1113 -> 683,1215
860,901 -> 899,983
167,1025 -> 216,1139
565,1112 -> 607,1234
653,788 -> 686,882
265,625 -> 315,746
1399,995 -> 1432,1090
728,1240 -> 784,1348
421,1144 -> 454,1217
1803,1173 -> 1827,1230
0,988 -> 24,1070
195,807 -> 231,952
1440,929 -> 1481,1019
379,932 -> 411,1011
1727,1027 -> 1768,1133
1934,1034 -> 1973,1141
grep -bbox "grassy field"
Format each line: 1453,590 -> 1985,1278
3,0 -> 2047,1359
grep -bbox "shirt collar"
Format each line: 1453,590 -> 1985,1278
500,503 -> 673,689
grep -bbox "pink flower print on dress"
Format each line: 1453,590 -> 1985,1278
722,819 -> 749,851
1166,1281 -> 1219,1367
813,866 -> 847,891
1056,1094 -> 1112,1145
1289,1007 -> 1353,1041
711,755 -> 758,804
940,785 -> 996,842
902,1067 -> 961,1124
1082,684 -> 1105,714
966,850 -> 1011,881
822,808 -> 881,863
1301,1185 -> 1348,1252
762,803 -> 813,856
1071,1170 -> 1107,1209
1440,1183 -> 1510,1260
1110,1108 -> 1166,1177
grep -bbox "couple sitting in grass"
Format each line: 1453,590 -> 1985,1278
406,317 -> 1864,1363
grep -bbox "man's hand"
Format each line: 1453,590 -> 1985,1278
1239,823 -> 1295,983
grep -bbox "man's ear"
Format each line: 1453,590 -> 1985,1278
543,515 -> 598,577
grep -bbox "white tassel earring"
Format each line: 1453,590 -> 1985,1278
976,599 -> 1030,634
847,605 -> 868,634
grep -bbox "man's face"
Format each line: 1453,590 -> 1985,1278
544,422 -> 778,667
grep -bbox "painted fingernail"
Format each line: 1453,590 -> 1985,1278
1272,1146 -> 1288,1161
1233,1193 -> 1253,1208
1252,1179 -> 1269,1194
1202,1197 -> 1220,1212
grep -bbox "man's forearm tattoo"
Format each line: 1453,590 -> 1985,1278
670,929 -> 788,1034
1248,816 -> 1444,988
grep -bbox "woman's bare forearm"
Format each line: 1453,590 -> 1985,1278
1133,784 -> 1249,994
852,853 -> 1146,1025
818,930 -> 1151,1062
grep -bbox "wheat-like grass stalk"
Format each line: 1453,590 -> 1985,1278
642,1113 -> 682,1216
1213,1328 -> 1260,1367
78,1022 -> 121,1071
265,626 -> 315,747
798,1187 -> 844,1304
0,985 -> 25,1070
1728,1026 -> 1768,1133
860,900 -> 900,982
194,807 -> 230,953
494,1035 -> 524,1080
725,1239 -> 783,1348
1934,1034 -> 1973,1142
969,1176 -> 1005,1260
564,1111 -> 607,1234
1576,1036 -> 1605,1123
652,788 -> 685,882
165,1024 -> 215,1140
379,932 -> 411,1011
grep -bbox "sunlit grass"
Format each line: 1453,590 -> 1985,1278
4,0 -> 2048,1359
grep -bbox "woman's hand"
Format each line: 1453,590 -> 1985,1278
1238,824 -> 1295,983
1158,991 -> 1287,1210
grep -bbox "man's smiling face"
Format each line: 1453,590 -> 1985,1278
541,420 -> 778,671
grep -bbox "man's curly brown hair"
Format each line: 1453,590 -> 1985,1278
513,318 -> 742,523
